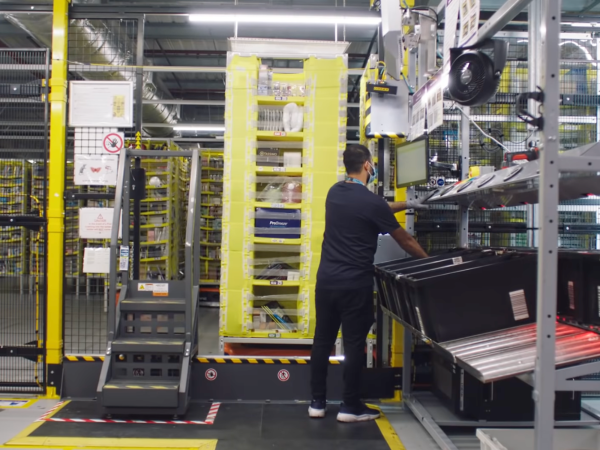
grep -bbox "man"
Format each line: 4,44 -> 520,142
309,144 -> 428,423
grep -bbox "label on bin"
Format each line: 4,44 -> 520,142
568,281 -> 575,310
270,280 -> 283,286
270,203 -> 285,208
509,289 -> 529,321
272,167 -> 286,172
274,131 -> 287,137
271,239 -> 284,244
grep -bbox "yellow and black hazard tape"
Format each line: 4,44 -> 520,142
196,357 -> 341,365
65,355 -> 105,362
65,355 -> 343,365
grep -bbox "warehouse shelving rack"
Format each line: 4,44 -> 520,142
199,150 -> 224,297
219,48 -> 349,354
381,0 -> 600,448
0,160 -> 29,293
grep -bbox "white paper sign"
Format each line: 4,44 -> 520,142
458,0 -> 480,46
69,81 -> 134,127
79,208 -> 122,239
74,155 -> 118,186
409,86 -> 427,141
443,0 -> 460,72
426,75 -> 445,133
83,247 -> 111,274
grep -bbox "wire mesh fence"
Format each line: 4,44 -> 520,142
415,34 -> 600,253
0,48 -> 49,392
63,19 -> 139,355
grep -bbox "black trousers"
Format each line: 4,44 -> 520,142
310,286 -> 374,406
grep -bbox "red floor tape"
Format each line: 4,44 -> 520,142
39,402 -> 221,425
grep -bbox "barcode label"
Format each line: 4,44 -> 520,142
509,289 -> 529,321
275,96 -> 288,101
271,203 -> 285,208
452,257 -> 463,265
415,306 -> 426,335
273,167 -> 286,172
274,131 -> 287,136
270,280 -> 283,286
568,281 -> 575,310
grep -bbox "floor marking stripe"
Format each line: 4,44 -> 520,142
371,405 -> 407,450
40,402 -> 222,426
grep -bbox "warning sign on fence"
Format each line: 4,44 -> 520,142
79,208 -> 122,239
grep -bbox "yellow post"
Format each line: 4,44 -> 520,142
46,0 -> 70,398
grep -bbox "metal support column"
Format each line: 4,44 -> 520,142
534,0 -> 562,446
46,0 -> 70,398
132,16 -> 145,280
527,0 -> 542,248
458,107 -> 470,247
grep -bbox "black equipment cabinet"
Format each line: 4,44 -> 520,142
432,353 -> 581,422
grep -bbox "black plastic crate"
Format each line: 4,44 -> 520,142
379,250 -> 504,328
403,253 -> 539,342
432,352 -> 581,421
558,251 -> 600,325
375,249 -> 488,326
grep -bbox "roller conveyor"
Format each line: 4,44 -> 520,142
437,322 -> 600,383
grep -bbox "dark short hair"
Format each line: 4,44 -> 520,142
343,144 -> 372,174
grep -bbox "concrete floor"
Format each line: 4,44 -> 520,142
0,397 -> 457,450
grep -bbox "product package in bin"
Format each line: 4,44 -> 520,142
403,252 -> 538,342
257,177 -> 302,204
375,249 -> 495,328
255,208 -> 301,239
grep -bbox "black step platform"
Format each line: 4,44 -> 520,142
18,400 -> 401,450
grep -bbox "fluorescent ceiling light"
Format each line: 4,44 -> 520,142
188,14 -> 381,26
173,125 -> 226,132
570,22 -> 594,27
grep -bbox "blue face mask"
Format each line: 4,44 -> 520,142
366,162 -> 378,185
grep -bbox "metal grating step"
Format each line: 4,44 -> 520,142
103,380 -> 179,408
112,337 -> 185,353
119,298 -> 187,312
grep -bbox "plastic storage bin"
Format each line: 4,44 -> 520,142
477,428 -> 600,450
254,208 -> 301,239
375,249 -> 496,327
403,252 -> 538,342
557,251 -> 600,325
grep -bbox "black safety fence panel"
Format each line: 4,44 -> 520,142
0,49 -> 49,393
63,18 -> 141,355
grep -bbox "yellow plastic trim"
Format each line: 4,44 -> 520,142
256,166 -> 303,175
251,279 -> 300,287
253,201 -> 303,210
253,237 -> 302,245
256,131 -> 304,141
45,0 -> 70,377
256,95 -> 306,106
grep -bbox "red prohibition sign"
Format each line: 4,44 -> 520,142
103,133 -> 124,154
205,368 -> 218,381
277,369 -> 290,382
